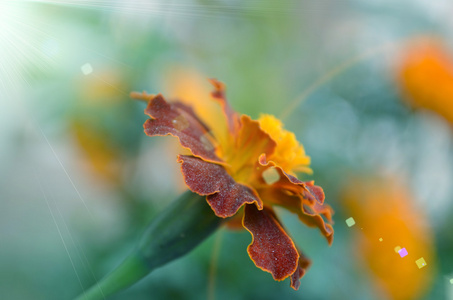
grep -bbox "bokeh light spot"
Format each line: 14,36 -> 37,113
415,257 -> 427,269
81,63 -> 93,75
200,134 -> 215,152
398,248 -> 408,258
172,115 -> 189,131
262,167 -> 280,185
345,217 -> 355,227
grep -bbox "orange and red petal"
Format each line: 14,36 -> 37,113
290,250 -> 311,290
228,116 -> 277,176
283,175 -> 325,205
309,202 -> 334,223
258,154 -> 324,205
259,187 -> 334,245
143,94 -> 222,163
178,155 -> 263,218
209,79 -> 241,134
298,207 -> 334,245
303,181 -> 325,205
172,101 -> 212,133
243,205 -> 299,281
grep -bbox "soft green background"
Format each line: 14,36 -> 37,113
1,1 -> 452,299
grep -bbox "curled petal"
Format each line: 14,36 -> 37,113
209,79 -> 241,134
299,207 -> 334,245
228,116 -> 277,174
258,154 -> 324,205
178,155 -> 263,218
302,181 -> 325,205
257,114 -> 312,174
311,202 -> 334,223
243,205 -> 299,281
290,250 -> 311,290
259,188 -> 334,245
142,94 -> 222,163
238,115 -> 276,156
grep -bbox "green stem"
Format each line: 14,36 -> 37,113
74,191 -> 223,300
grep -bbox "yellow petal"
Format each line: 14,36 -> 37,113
257,114 -> 311,175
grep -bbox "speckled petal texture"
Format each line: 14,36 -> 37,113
243,205 -> 299,281
144,94 -> 222,163
178,155 -> 263,218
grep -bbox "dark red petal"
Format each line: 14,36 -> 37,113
243,205 -> 299,281
258,187 -> 334,245
302,181 -> 325,205
312,202 -> 334,223
143,94 -> 222,163
290,250 -> 311,290
209,79 -> 241,134
178,155 -> 263,218
172,101 -> 212,133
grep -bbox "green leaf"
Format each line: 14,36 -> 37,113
75,191 -> 223,300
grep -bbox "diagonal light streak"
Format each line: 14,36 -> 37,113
49,189 -> 106,300
35,171 -> 86,295
38,126 -> 95,220
21,0 -> 346,19
0,0 -> 345,99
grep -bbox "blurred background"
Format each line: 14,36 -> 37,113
1,0 -> 453,299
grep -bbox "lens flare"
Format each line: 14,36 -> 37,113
0,0 -> 58,97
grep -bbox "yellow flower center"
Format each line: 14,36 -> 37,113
257,114 -> 312,175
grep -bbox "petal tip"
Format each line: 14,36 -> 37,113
130,91 -> 155,102
208,78 -> 225,93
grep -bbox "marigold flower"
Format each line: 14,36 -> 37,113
342,177 -> 434,300
131,79 -> 334,289
398,38 -> 453,125
71,68 -> 134,184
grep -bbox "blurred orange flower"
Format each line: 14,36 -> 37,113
71,120 -> 123,183
397,38 -> 453,125
71,68 -> 127,183
343,176 -> 435,300
132,79 -> 333,289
